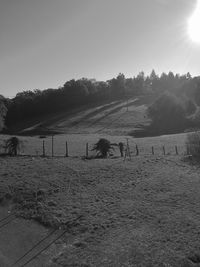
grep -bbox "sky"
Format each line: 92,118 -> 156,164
0,0 -> 200,97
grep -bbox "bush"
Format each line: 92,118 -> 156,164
0,96 -> 8,132
92,138 -> 114,158
185,99 -> 196,115
3,136 -> 22,156
186,132 -> 200,157
147,93 -> 187,133
189,106 -> 200,124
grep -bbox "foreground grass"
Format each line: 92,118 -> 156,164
1,155 -> 200,266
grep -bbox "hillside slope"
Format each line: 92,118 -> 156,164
20,96 -> 152,136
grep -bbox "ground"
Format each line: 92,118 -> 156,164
1,153 -> 200,266
0,95 -> 199,266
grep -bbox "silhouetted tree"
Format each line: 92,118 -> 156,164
92,138 -> 114,158
0,96 -> 8,132
148,93 -> 187,133
4,137 -> 22,156
185,99 -> 196,115
149,69 -> 159,92
108,73 -> 126,97
4,70 -> 200,133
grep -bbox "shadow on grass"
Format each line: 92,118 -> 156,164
182,155 -> 200,167
130,119 -> 197,138
130,125 -> 189,138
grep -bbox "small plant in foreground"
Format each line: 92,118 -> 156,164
92,138 -> 114,158
186,131 -> 200,157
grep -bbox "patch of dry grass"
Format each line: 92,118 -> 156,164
0,154 -> 200,266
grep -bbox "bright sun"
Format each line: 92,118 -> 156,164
188,1 -> 200,43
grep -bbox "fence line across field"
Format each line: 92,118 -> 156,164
0,134 -> 196,158
0,140 -> 192,158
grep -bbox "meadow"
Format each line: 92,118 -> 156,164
0,131 -> 188,158
0,148 -> 200,266
0,96 -> 198,266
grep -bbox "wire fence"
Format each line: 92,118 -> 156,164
0,134 -> 191,158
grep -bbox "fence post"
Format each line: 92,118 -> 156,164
51,135 -> 54,157
162,146 -> 165,155
136,145 -> 139,156
127,139 -> 131,159
186,144 -> 189,155
175,145 -> 178,155
152,146 -> 154,155
86,143 -> 89,158
42,140 -> 45,157
65,141 -> 69,157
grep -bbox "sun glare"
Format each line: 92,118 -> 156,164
188,0 -> 200,43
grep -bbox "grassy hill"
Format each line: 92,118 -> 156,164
0,94 -> 188,158
15,95 -> 153,136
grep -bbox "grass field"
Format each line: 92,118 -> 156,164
0,153 -> 200,266
0,96 -> 199,266
0,131 -> 188,158
1,95 -> 188,157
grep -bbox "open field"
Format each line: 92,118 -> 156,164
1,153 -> 200,266
1,94 -> 189,158
0,131 -> 188,158
1,95 -> 199,266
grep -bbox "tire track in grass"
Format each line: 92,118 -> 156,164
48,100 -> 124,132
55,98 -> 137,133
63,100 -> 123,129
95,110 -> 128,134
88,99 -> 138,132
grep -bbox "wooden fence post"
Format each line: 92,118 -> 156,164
42,140 -> 45,157
136,145 -> 139,156
152,146 -> 154,155
51,135 -> 54,157
65,141 -> 69,157
86,143 -> 89,158
162,146 -> 165,155
127,139 -> 131,159
186,144 -> 189,155
175,145 -> 178,155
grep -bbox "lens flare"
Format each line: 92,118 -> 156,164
188,0 -> 200,43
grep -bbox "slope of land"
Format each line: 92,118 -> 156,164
19,95 -> 153,136
1,94 -> 198,266
0,154 -> 200,266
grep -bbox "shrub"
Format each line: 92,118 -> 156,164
185,99 -> 196,115
0,96 -> 8,132
4,136 -> 22,156
189,106 -> 200,124
186,131 -> 200,157
92,138 -> 114,158
147,93 -> 187,133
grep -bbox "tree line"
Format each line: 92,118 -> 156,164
1,70 -> 200,133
